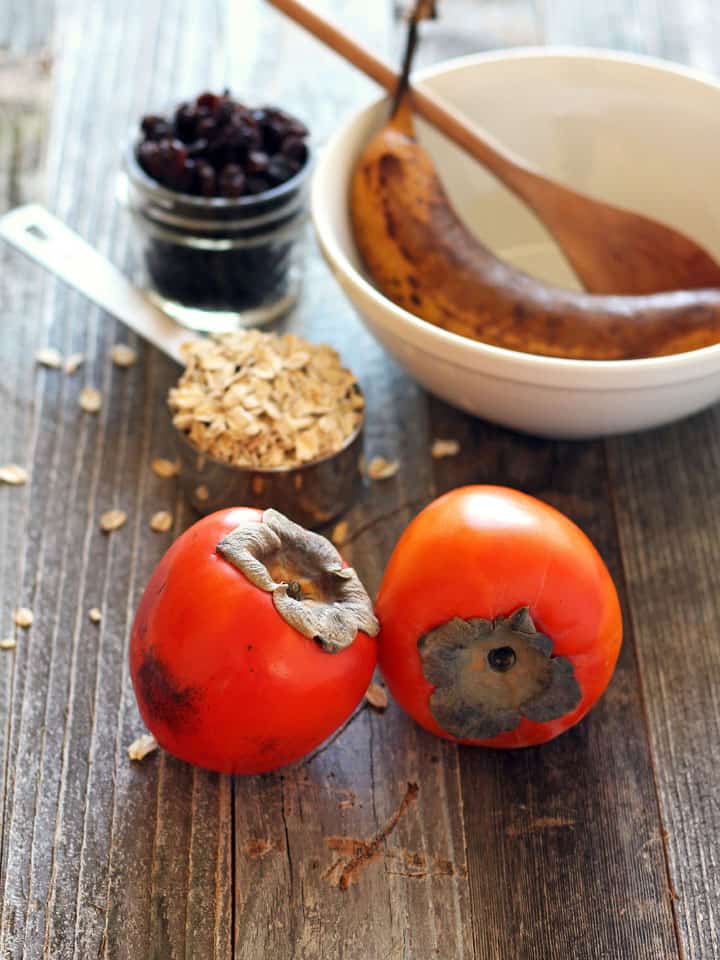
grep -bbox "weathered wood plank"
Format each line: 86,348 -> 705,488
0,1 -> 232,958
607,415 -> 720,960
226,4 -> 677,959
2,0 -> 717,958
429,409 -> 678,959
542,6 -> 720,959
0,4 -> 54,942
411,1 -> 680,949
227,4 -> 476,957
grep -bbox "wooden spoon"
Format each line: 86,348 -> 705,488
266,0 -> 720,296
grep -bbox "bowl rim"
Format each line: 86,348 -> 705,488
311,45 -> 720,391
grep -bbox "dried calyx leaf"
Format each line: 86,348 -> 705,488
217,508 -> 379,653
418,606 -> 582,740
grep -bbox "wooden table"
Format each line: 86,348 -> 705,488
2,1 -> 720,957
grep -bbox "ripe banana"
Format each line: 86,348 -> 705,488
350,96 -> 720,360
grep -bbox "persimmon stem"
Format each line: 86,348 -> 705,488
217,509 -> 379,653
418,607 -> 581,739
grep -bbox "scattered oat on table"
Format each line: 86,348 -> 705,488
100,509 -> 127,533
195,484 -> 209,502
0,464 -> 28,485
13,607 -> 33,628
127,733 -> 158,761
367,456 -> 399,480
431,438 -> 460,459
331,520 -> 349,547
79,386 -> 102,413
35,346 -> 63,368
168,330 -> 364,469
65,352 -> 84,375
0,638 -> 16,651
150,510 -> 173,533
88,607 -> 102,624
366,683 -> 389,711
151,457 -> 180,478
111,344 -> 138,368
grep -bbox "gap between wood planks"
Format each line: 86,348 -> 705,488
601,442 -> 685,960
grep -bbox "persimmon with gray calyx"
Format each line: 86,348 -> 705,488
375,486 -> 622,748
129,507 -> 378,774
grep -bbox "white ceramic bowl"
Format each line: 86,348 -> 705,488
312,48 -> 720,439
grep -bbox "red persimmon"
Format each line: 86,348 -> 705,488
130,507 -> 378,773
375,486 -> 622,748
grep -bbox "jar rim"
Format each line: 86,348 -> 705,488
124,132 -> 313,211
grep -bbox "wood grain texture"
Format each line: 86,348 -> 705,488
0,1 -> 232,958
228,4 -> 475,957
607,415 -> 720,960
542,6 -> 720,958
1,1 -> 719,959
428,408 -> 678,960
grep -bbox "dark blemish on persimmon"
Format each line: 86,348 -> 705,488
136,650 -> 199,733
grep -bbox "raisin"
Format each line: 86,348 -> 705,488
142,115 -> 174,140
218,163 -> 246,197
195,160 -> 216,197
138,141 -> 164,180
187,137 -> 209,157
135,92 -> 308,197
174,103 -> 198,142
281,135 -> 307,164
245,175 -> 269,195
197,116 -> 219,140
246,150 -> 269,174
261,118 -> 287,153
197,91 -> 221,112
266,156 -> 295,186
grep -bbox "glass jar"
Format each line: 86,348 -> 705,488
121,139 -> 310,332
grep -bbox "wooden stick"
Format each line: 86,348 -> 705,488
265,0 -> 536,185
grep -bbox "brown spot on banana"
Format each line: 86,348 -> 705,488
350,97 -> 720,360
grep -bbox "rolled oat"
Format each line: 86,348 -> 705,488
169,331 -> 364,469
0,464 -> 28,485
100,509 -> 127,532
150,510 -> 173,533
13,607 -> 33,628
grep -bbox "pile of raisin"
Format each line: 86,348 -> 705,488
136,91 -> 309,198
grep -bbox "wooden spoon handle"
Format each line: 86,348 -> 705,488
265,0 -> 537,187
